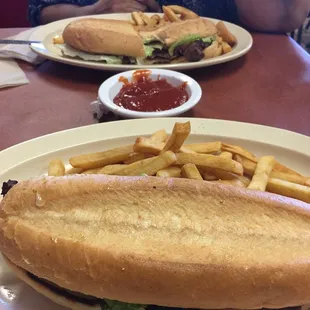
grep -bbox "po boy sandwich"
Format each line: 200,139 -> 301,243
1,174 -> 310,310
57,6 -> 235,65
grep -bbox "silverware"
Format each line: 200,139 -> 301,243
0,40 -> 41,45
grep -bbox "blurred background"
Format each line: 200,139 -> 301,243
1,0 -> 310,53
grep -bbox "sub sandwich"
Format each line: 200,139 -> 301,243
58,6 -> 235,65
1,175 -> 310,310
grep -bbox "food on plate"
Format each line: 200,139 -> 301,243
114,70 -> 189,112
1,121 -> 310,310
2,173 -> 310,310
54,5 -> 237,65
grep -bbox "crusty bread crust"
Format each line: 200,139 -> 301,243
139,18 -> 218,46
4,255 -> 101,310
63,18 -> 145,57
1,175 -> 310,309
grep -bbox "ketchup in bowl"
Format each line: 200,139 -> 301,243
113,70 -> 189,112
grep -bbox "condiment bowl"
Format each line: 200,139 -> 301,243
98,69 -> 202,118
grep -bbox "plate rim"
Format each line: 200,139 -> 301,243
29,14 -> 253,71
0,118 -> 309,177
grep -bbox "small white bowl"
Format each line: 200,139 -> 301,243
98,69 -> 202,118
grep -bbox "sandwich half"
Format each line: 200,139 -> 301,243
1,175 -> 310,310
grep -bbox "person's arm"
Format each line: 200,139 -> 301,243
235,0 -> 310,32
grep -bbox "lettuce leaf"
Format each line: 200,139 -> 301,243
144,41 -> 164,57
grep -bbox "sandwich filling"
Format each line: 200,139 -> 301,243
143,35 -> 215,64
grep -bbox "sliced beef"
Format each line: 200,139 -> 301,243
175,40 -> 212,62
150,49 -> 173,60
1,180 -> 18,197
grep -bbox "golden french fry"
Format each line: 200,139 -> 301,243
161,122 -> 191,153
53,35 -> 64,44
131,11 -> 144,26
212,179 -> 247,188
129,151 -> 177,176
176,153 -> 243,176
235,155 -> 309,186
203,41 -> 223,59
156,166 -> 181,178
222,41 -> 232,54
48,159 -> 65,176
179,146 -> 197,154
150,129 -> 168,143
222,143 -> 257,162
150,14 -> 160,25
166,5 -> 198,20
98,164 -> 126,175
133,137 -> 163,155
220,151 -> 233,159
248,156 -> 276,191
115,157 -> 155,176
124,152 -> 154,165
69,145 -> 133,169
139,12 -> 152,25
267,178 -> 310,203
216,21 -> 237,46
201,172 -> 217,181
184,142 -> 222,154
181,163 -> 203,180
163,6 -> 179,22
66,167 -> 84,175
82,168 -> 101,174
274,162 -> 302,177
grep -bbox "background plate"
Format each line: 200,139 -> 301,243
29,14 -> 253,71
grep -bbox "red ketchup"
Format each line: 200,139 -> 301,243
113,70 -> 189,112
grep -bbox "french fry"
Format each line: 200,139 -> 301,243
235,155 -> 309,186
98,164 -> 126,175
203,41 -> 223,59
161,122 -> 191,153
150,14 -> 160,25
139,12 -> 152,26
115,157 -> 155,176
150,129 -> 167,143
53,35 -> 64,44
48,159 -> 65,176
124,153 -> 154,165
69,145 -> 133,169
181,164 -> 203,180
176,153 -> 243,176
82,168 -> 101,174
216,21 -> 237,46
66,167 -> 84,175
131,11 -> 144,26
133,137 -> 163,155
163,6 -> 179,22
222,143 -> 257,162
184,142 -> 222,154
129,151 -> 177,176
248,156 -> 276,191
166,5 -> 198,20
156,166 -> 181,178
179,146 -> 197,154
212,179 -> 247,188
222,41 -> 232,54
202,172 -> 217,181
220,151 -> 233,159
267,178 -> 310,203
273,162 -> 302,177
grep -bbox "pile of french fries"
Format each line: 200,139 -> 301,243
131,5 -> 237,57
47,121 -> 310,204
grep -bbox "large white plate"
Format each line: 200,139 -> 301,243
29,14 -> 253,71
0,118 -> 309,310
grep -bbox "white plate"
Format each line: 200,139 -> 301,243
0,118 -> 309,310
29,14 -> 253,71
